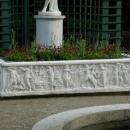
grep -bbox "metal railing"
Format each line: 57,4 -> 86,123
0,0 -> 122,50
0,0 -> 11,50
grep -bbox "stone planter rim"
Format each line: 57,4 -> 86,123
1,58 -> 130,67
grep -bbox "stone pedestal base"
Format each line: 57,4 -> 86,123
38,11 -> 61,16
34,14 -> 65,47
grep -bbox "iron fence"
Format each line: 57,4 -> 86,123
0,0 -> 122,50
0,0 -> 11,50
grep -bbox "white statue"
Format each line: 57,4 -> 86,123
40,0 -> 61,16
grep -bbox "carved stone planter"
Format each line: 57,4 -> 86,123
0,58 -> 130,97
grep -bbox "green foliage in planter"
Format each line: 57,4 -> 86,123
1,37 -> 123,61
4,50 -> 36,61
36,47 -> 79,60
85,50 -> 122,59
36,48 -> 56,61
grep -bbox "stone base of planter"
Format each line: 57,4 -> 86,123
0,59 -> 130,97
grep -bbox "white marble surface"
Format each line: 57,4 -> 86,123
39,11 -> 61,16
0,60 -> 3,92
0,58 -> 130,97
41,0 -> 61,16
35,15 -> 65,47
32,104 -> 130,130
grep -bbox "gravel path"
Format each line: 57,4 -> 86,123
0,94 -> 130,130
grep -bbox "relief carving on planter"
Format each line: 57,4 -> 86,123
5,67 -> 26,92
0,65 -> 2,91
3,63 -> 130,93
118,63 -> 130,87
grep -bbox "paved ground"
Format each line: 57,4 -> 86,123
1,94 -> 130,130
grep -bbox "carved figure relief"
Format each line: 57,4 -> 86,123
118,63 -> 130,87
52,66 -> 64,89
47,66 -> 55,89
100,64 -> 110,87
0,66 -> 2,90
79,65 -> 99,88
63,65 -> 74,88
6,67 -> 25,92
20,66 -> 35,91
3,62 -> 130,93
35,66 -> 50,90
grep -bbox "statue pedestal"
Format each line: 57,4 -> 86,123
38,11 -> 61,16
34,14 -> 65,47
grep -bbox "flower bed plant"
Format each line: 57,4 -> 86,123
0,39 -> 123,61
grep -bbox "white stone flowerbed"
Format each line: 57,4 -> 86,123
0,58 -> 130,97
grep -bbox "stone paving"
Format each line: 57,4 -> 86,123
0,94 -> 130,130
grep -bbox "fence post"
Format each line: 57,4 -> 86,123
23,0 -> 29,44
